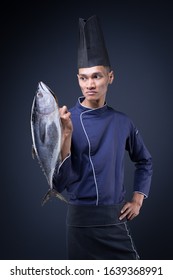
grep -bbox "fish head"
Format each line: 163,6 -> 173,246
35,81 -> 57,114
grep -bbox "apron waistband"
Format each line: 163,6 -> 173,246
67,202 -> 126,227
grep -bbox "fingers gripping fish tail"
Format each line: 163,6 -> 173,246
42,188 -> 68,206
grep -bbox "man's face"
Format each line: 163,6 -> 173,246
77,66 -> 114,106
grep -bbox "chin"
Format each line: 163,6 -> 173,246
85,95 -> 97,100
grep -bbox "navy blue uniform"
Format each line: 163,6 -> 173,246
54,97 -> 152,204
53,97 -> 153,259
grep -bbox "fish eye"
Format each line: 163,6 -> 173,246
37,91 -> 43,98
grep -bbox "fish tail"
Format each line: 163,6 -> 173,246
41,188 -> 68,206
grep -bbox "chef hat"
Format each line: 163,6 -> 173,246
77,15 -> 111,69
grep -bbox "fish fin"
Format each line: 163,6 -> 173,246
31,145 -> 37,159
41,189 -> 52,206
52,189 -> 68,204
41,188 -> 68,206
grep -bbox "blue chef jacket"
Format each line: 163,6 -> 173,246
53,97 -> 153,206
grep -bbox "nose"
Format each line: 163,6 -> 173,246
86,78 -> 95,89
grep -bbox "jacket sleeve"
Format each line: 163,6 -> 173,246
53,154 -> 72,193
126,121 -> 153,197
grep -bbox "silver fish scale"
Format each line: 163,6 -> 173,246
30,81 -> 67,205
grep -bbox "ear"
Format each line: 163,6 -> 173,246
77,74 -> 80,82
109,71 -> 114,84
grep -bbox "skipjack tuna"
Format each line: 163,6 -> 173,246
30,81 -> 67,205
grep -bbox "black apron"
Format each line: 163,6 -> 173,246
66,202 -> 140,260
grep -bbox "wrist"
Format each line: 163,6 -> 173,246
132,192 -> 144,207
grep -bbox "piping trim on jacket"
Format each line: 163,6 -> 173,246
80,110 -> 99,206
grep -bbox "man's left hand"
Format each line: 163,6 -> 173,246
119,192 -> 144,221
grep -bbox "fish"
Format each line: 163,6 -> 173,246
30,81 -> 67,205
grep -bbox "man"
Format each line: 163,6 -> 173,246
53,15 -> 153,260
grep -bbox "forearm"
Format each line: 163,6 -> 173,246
53,153 -> 72,192
133,159 -> 153,197
61,133 -> 72,161
59,105 -> 73,161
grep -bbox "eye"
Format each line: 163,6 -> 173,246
94,74 -> 102,79
79,76 -> 87,81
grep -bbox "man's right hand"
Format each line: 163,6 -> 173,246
59,106 -> 73,136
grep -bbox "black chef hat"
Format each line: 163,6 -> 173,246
77,15 -> 111,69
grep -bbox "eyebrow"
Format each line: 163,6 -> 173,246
78,72 -> 103,77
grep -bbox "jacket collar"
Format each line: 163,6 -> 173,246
76,96 -> 108,114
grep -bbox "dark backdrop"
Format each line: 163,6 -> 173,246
1,0 -> 173,260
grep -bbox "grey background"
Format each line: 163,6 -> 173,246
1,1 -> 173,259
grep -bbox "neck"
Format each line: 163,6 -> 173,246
81,98 -> 105,109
